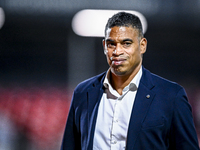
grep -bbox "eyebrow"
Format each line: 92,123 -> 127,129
105,39 -> 114,42
122,39 -> 133,42
105,38 -> 133,43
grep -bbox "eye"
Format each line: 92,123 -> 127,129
123,42 -> 131,47
107,42 -> 115,48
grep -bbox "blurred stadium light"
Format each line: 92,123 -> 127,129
72,9 -> 148,37
0,7 -> 5,29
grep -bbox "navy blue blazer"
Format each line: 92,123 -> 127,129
61,67 -> 199,150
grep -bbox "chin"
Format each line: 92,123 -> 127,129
112,69 -> 127,76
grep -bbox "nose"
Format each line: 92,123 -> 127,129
113,43 -> 124,56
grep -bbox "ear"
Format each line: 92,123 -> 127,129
102,39 -> 107,55
140,38 -> 147,54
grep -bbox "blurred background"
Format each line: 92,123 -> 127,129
0,0 -> 200,149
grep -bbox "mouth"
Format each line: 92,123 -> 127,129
111,57 -> 126,66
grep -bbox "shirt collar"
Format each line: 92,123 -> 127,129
103,67 -> 142,92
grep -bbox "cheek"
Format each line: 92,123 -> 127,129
127,49 -> 141,62
132,52 -> 142,63
105,51 -> 112,65
104,48 -> 109,55
105,49 -> 112,58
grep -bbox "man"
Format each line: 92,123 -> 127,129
61,12 -> 199,150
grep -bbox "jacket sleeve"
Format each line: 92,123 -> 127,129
169,87 -> 200,150
61,94 -> 81,150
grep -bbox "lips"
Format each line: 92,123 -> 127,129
111,57 -> 126,66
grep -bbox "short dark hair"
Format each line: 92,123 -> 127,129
105,12 -> 143,38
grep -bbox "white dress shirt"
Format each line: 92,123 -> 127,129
93,67 -> 142,150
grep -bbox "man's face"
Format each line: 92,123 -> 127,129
103,26 -> 147,77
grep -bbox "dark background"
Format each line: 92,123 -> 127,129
0,0 -> 200,149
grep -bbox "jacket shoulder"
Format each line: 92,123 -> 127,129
142,68 -> 184,94
74,72 -> 106,93
151,72 -> 184,94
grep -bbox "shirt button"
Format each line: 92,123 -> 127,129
112,140 -> 117,144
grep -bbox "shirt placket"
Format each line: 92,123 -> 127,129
110,91 -> 127,150
110,98 -> 120,150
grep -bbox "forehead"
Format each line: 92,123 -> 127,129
105,26 -> 139,40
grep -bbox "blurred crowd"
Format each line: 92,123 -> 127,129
0,84 -> 71,150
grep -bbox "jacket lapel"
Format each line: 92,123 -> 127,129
86,74 -> 105,150
126,68 -> 156,150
